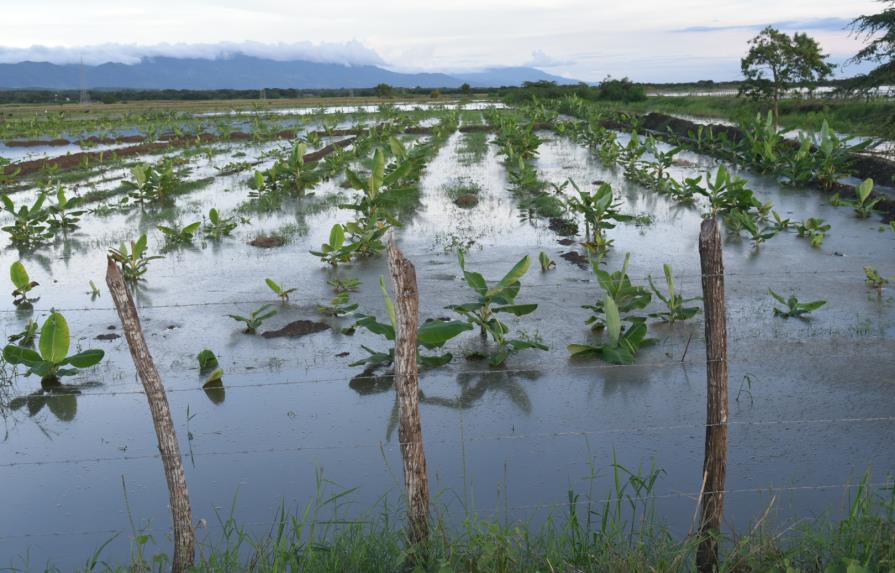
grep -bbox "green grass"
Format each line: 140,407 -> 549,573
40,470 -> 895,572
457,131 -> 489,165
444,179 -> 482,201
592,96 -> 895,140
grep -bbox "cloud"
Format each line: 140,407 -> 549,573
524,49 -> 574,68
676,17 -> 852,34
0,40 -> 386,66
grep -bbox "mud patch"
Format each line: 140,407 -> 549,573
549,217 -> 578,236
560,251 -> 590,269
453,193 -> 479,208
95,333 -> 120,341
262,320 -> 330,338
249,235 -> 287,248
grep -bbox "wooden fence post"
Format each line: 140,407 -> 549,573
387,238 -> 431,546
106,258 -> 195,572
696,218 -> 729,573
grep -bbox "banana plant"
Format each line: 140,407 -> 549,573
564,180 -> 633,252
648,264 -> 701,323
845,179 -> 880,219
265,278 -> 296,303
728,209 -> 777,246
795,218 -> 831,248
318,292 -> 358,317
8,319 -> 39,347
583,254 -> 651,330
864,266 -> 890,291
539,251 -> 556,272
108,234 -> 163,282
0,192 -> 53,245
227,304 -> 277,334
310,224 -> 360,266
157,221 -> 201,247
446,253 -> 546,366
769,289 -> 826,319
2,312 -> 104,384
351,277 -> 472,369
203,208 -> 237,239
47,187 -> 86,231
10,261 -> 39,308
568,295 -> 650,364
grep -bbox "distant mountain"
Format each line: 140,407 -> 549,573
0,55 -> 580,90
454,67 -> 580,87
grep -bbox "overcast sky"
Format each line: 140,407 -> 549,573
0,0 -> 881,82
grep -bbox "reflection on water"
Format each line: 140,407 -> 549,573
7,379 -> 101,422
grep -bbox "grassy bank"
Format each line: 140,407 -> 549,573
592,96 -> 895,141
31,474 -> 895,572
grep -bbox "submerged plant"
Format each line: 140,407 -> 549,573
8,319 -> 39,347
204,208 -> 238,239
2,312 -> 104,384
10,261 -> 39,308
47,187 -> 86,231
769,289 -> 826,319
447,253 -> 547,366
795,218 -> 831,248
311,224 -> 359,266
539,251 -> 556,272
108,234 -> 163,282
327,277 -> 361,293
648,264 -> 701,324
0,192 -> 53,245
864,266 -> 890,291
266,278 -> 297,303
582,254 -> 651,330
157,221 -> 201,248
351,277 -> 471,369
318,292 -> 358,317
227,304 -> 277,334
568,295 -> 651,364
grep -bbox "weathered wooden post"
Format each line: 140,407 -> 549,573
386,238 -> 431,546
696,218 -> 729,573
106,258 -> 195,572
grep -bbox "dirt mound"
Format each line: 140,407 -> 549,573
262,320 -> 330,338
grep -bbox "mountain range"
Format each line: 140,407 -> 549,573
0,55 -> 579,90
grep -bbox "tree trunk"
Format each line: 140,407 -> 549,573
696,219 -> 729,573
105,258 -> 195,572
386,239 -> 430,547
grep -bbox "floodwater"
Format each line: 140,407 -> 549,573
0,122 -> 893,568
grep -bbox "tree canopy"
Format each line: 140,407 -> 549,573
739,26 -> 833,123
849,0 -> 895,85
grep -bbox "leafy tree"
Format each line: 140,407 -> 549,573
849,0 -> 895,85
739,27 -> 834,125
460,82 -> 472,95
374,83 -> 393,98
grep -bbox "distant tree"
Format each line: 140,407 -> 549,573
597,76 -> 646,102
429,89 -> 441,99
849,0 -> 895,85
374,83 -> 393,98
739,27 -> 834,125
460,82 -> 472,95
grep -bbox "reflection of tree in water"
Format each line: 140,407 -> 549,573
349,369 -> 538,441
7,379 -> 101,422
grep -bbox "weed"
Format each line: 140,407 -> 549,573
863,266 -> 889,291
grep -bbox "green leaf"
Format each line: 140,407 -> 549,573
604,295 -> 621,345
39,312 -> 70,364
418,353 -> 453,367
62,349 -> 105,368
768,288 -> 787,305
197,349 -> 218,370
265,278 -> 282,294
493,304 -> 538,316
498,256 -> 531,288
10,261 -> 30,290
328,224 -> 345,250
3,344 -> 43,366
463,271 -> 487,295
417,320 -> 472,349
379,276 -> 397,330
567,343 -> 601,358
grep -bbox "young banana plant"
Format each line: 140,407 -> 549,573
3,312 -> 104,384
583,253 -> 651,330
10,261 -> 39,308
648,264 -> 701,323
351,277 -> 471,370
568,295 -> 651,364
769,289 -> 826,319
446,253 -> 547,366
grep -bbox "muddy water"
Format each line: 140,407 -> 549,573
0,125 -> 893,568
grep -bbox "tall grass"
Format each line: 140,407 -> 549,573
31,467 -> 895,572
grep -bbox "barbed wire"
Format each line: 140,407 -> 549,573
2,413 -> 893,469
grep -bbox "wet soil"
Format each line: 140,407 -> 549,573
261,320 -> 331,338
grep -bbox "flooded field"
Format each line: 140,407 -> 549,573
0,101 -> 893,568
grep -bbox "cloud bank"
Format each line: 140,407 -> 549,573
0,40 -> 386,66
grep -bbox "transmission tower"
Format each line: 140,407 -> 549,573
79,57 -> 90,105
